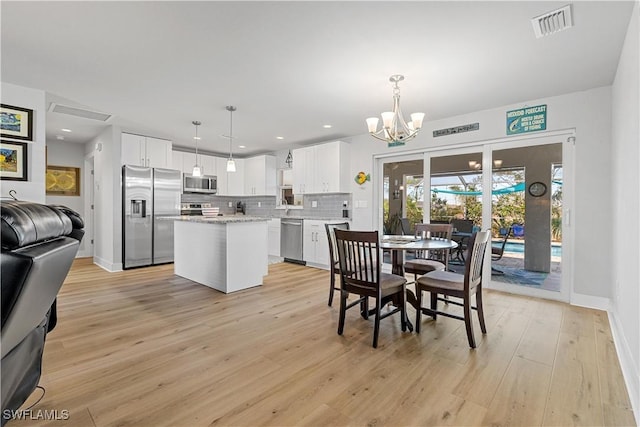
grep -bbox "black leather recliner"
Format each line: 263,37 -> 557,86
1,200 -> 84,425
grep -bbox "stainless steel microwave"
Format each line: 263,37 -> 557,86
183,174 -> 217,194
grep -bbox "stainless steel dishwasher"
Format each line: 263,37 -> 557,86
281,218 -> 305,264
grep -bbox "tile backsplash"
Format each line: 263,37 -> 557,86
181,193 -> 352,219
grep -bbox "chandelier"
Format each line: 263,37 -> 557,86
366,75 -> 425,144
224,106 -> 237,172
192,120 -> 202,177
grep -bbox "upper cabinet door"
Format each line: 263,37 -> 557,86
146,137 -> 171,168
171,151 -> 184,172
122,133 -> 145,166
226,158 -> 245,195
200,154 -> 216,177
243,155 -> 276,195
182,152 -> 196,174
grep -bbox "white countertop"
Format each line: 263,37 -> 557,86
159,215 -> 269,224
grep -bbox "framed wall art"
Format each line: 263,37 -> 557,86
0,140 -> 28,181
46,165 -> 81,196
1,104 -> 34,141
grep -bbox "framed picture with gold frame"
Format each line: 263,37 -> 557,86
46,165 -> 80,196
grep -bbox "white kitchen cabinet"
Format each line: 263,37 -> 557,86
215,157 -> 228,195
172,151 -> 217,176
171,151 -> 184,173
182,152 -> 196,173
268,219 -> 281,257
200,155 -> 216,177
224,158 -> 245,196
303,220 -> 330,269
244,155 -> 276,195
292,141 -> 349,194
122,133 -> 171,168
315,141 -> 350,193
292,146 -> 315,195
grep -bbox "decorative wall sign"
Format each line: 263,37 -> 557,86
387,140 -> 405,148
433,122 -> 479,137
46,165 -> 81,196
354,171 -> 371,185
1,104 -> 33,141
507,104 -> 547,135
0,140 -> 28,181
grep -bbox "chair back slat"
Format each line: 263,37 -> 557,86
334,230 -> 380,294
414,223 -> 454,266
325,222 -> 350,266
464,230 -> 491,291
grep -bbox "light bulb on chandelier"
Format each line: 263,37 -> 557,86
366,75 -> 425,144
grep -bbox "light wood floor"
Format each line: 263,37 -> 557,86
15,258 -> 635,427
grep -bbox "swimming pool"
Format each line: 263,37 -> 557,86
500,241 -> 562,257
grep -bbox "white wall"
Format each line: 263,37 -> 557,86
348,86 -> 612,301
90,125 -> 122,271
611,2 -> 639,419
45,139 -> 87,254
0,82 -> 46,202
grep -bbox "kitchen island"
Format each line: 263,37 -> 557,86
166,216 -> 269,293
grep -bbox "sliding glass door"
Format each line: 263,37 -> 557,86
422,134 -> 573,301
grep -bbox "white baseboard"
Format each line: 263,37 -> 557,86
608,310 -> 640,423
93,256 -> 123,272
570,292 -> 611,311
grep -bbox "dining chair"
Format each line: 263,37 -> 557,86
415,230 -> 491,348
334,229 -> 407,348
491,225 -> 512,275
404,223 -> 453,282
324,222 -> 350,306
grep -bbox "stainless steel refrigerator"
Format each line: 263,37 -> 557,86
123,165 -> 181,269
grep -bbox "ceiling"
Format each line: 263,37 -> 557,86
1,1 -> 634,156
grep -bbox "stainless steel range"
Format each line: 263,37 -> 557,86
180,202 -> 211,216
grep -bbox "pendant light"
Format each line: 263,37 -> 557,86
192,120 -> 202,177
225,106 -> 237,172
285,149 -> 293,168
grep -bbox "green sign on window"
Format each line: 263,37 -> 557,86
507,104 -> 547,135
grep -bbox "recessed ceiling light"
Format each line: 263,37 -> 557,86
323,124 -> 332,129
238,145 -> 246,149
276,136 -> 284,140
56,135 -> 65,140
193,136 -> 201,140
61,128 -> 72,132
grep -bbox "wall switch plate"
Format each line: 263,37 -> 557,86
258,202 -> 261,207
228,202 -> 233,208
312,201 -> 318,208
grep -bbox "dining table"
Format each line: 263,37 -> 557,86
379,235 -> 459,331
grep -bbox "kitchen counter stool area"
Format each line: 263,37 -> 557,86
169,216 -> 269,293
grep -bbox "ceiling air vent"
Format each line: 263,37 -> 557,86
48,103 -> 112,122
531,4 -> 573,38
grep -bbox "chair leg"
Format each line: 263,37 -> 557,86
360,296 -> 369,320
464,297 -> 476,348
416,287 -> 422,333
328,272 -> 336,306
430,292 -> 438,320
400,288 -> 407,332
337,290 -> 347,335
476,286 -> 487,334
372,298 -> 381,348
